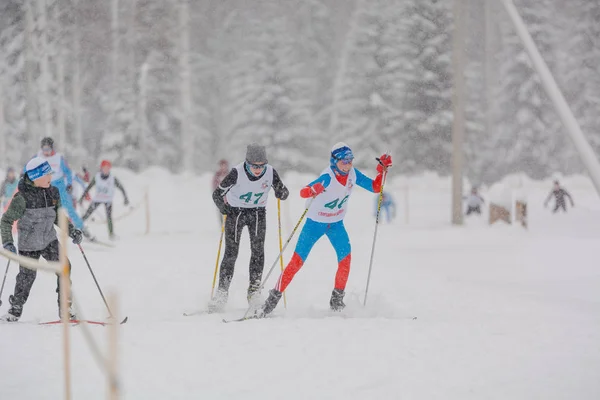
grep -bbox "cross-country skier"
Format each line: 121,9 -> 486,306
32,137 -> 89,236
465,187 -> 485,216
79,160 -> 130,240
1,157 -> 83,322
209,144 -> 289,312
257,143 -> 392,317
544,180 -> 574,213
1,167 -> 18,211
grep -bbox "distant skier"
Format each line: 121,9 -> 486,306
1,167 -> 18,212
1,157 -> 83,322
375,191 -> 396,223
79,160 -> 130,240
544,180 -> 574,213
212,159 -> 230,225
210,144 -> 289,313
32,137 -> 89,236
257,143 -> 392,317
465,187 -> 485,216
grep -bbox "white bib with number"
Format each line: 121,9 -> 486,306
307,167 -> 356,223
38,152 -> 65,182
225,163 -> 273,208
93,173 -> 116,203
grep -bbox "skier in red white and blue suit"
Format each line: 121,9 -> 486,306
257,142 -> 392,316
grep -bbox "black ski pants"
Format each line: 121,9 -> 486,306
218,208 -> 266,292
10,240 -> 72,316
553,201 -> 567,213
82,202 -> 114,235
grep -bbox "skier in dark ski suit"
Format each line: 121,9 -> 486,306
0,157 -> 83,322
209,144 -> 289,312
544,180 -> 574,213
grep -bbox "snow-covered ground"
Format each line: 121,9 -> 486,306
1,168 -> 600,399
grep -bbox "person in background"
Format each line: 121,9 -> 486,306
465,187 -> 485,216
32,137 -> 90,237
544,180 -> 574,213
1,168 -> 18,212
212,159 -> 230,225
79,160 -> 130,240
374,192 -> 396,223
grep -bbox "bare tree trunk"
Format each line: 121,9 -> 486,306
485,0 -> 495,148
0,88 -> 5,164
138,62 -> 149,167
57,54 -> 66,150
452,0 -> 466,225
111,0 -> 119,130
329,0 -> 362,135
71,28 -> 83,162
179,0 -> 193,172
38,0 -> 53,139
25,0 -> 37,144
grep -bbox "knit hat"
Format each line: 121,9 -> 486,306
101,160 -> 112,169
331,142 -> 353,163
246,143 -> 268,164
41,137 -> 54,149
26,157 -> 53,181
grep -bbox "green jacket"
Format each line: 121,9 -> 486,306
1,176 -> 75,252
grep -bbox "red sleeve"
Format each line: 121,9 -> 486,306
372,173 -> 383,193
300,186 -> 313,199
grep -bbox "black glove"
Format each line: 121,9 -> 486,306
277,187 -> 289,201
221,205 -> 240,216
70,229 -> 83,245
124,198 -> 130,206
3,242 -> 16,254
66,184 -> 73,194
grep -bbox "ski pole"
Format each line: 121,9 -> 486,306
243,198 -> 314,319
0,260 -> 10,307
277,199 -> 287,308
364,159 -> 390,306
77,244 -> 113,317
211,215 -> 227,299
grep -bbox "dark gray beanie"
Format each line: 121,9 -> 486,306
246,143 -> 268,164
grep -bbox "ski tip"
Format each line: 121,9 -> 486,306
120,316 -> 129,324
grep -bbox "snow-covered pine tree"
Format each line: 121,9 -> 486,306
553,0 -> 600,173
495,0 -> 566,179
330,0 -> 413,169
0,0 -> 29,167
402,0 -> 453,174
223,4 -> 316,172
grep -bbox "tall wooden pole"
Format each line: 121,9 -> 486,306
58,209 -> 72,400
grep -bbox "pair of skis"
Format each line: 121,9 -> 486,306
39,316 -> 129,326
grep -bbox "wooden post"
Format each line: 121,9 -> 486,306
108,293 -> 119,400
58,209 -> 72,400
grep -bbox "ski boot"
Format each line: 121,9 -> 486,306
0,300 -> 22,322
247,281 -> 261,306
58,300 -> 77,320
255,289 -> 282,318
329,288 -> 346,312
208,288 -> 228,314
